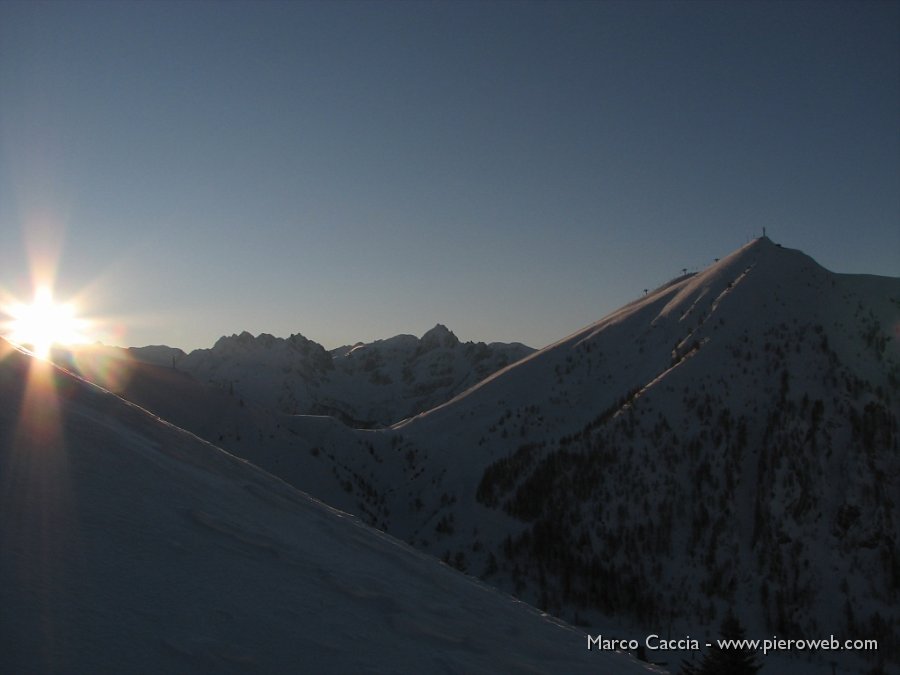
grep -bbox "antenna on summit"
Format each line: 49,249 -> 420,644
763,226 -> 767,238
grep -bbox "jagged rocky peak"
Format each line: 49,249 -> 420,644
256,332 -> 278,348
287,332 -> 333,366
286,332 -> 317,349
206,330 -> 331,365
211,330 -> 309,350
212,330 -> 257,351
420,323 -> 459,350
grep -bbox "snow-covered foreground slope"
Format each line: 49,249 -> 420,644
54,344 -> 368,519
0,340 -> 654,674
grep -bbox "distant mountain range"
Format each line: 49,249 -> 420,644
128,324 -> 533,428
48,237 -> 899,673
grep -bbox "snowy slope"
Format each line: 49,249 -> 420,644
55,343 -> 420,524
383,238 -> 899,672
34,238 -> 897,673
0,338 -> 654,674
175,325 -> 533,427
306,238 -> 898,673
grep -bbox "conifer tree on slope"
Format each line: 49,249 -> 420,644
678,613 -> 762,675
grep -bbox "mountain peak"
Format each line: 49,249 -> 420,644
421,324 -> 459,349
388,239 -> 898,669
211,331 -> 257,351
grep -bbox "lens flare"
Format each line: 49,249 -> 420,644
3,286 -> 90,359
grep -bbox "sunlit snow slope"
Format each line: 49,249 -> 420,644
0,339 -> 654,674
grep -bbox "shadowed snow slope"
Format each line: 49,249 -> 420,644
0,339 -> 654,674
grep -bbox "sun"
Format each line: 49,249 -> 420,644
4,286 -> 89,359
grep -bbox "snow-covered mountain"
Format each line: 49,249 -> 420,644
172,324 -> 533,427
42,237 -> 898,673
368,237 -> 898,672
0,338 -> 652,674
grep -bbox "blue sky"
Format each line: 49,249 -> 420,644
1,0 -> 897,350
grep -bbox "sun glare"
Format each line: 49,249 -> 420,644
4,286 -> 89,359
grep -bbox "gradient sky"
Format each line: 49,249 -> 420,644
1,0 -> 897,351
